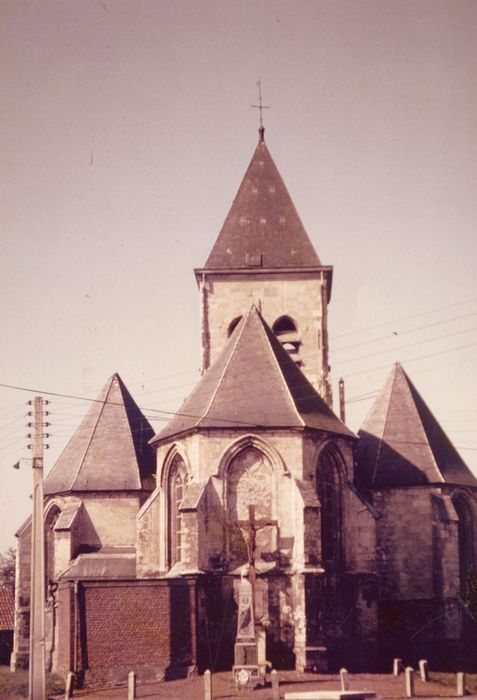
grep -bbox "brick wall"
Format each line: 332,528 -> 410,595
56,578 -> 197,679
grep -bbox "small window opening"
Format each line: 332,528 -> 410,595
283,342 -> 299,353
273,316 -> 297,336
273,316 -> 301,361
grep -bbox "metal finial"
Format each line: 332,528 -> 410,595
251,78 -> 270,142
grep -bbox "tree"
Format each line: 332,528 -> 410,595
0,547 -> 16,592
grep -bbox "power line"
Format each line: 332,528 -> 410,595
333,296 -> 477,339
332,341 -> 477,379
333,311 -> 477,352
334,325 -> 477,367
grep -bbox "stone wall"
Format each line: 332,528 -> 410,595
199,272 -> 331,398
11,523 -> 31,669
372,486 -> 476,668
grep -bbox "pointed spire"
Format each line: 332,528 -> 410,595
203,140 -> 322,270
152,306 -> 353,443
357,363 -> 476,488
44,374 -> 156,495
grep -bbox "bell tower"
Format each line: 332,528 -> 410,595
194,127 -> 333,405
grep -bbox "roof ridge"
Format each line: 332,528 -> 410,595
200,310 -> 251,426
259,313 -> 305,427
69,375 -> 116,490
370,364 -> 397,486
396,364 -> 445,483
403,369 -> 446,483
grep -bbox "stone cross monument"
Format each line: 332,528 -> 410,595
228,504 -> 278,686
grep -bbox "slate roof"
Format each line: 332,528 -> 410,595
203,138 -> 322,270
0,587 -> 14,630
357,362 -> 477,488
61,549 -> 136,580
152,306 -> 354,443
44,373 -> 156,495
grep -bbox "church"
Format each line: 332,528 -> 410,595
12,125 -> 477,682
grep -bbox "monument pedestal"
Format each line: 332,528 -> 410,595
233,641 -> 261,687
232,575 -> 264,688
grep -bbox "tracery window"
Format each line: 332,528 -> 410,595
316,446 -> 342,566
226,447 -> 275,565
167,455 -> 188,567
453,494 -> 475,593
44,505 -> 61,597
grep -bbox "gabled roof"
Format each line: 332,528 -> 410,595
44,373 -> 156,495
152,306 -> 353,443
357,363 -> 477,488
202,138 -> 322,270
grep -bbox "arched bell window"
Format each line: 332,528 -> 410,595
453,494 -> 475,593
167,455 -> 188,567
272,316 -> 301,359
316,446 -> 342,566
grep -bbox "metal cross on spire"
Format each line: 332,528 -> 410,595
251,78 -> 270,142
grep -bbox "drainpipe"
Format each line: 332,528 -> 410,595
73,581 -> 79,673
339,378 -> 346,423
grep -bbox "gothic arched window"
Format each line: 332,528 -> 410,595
44,505 -> 61,597
453,494 -> 475,592
167,455 -> 188,567
226,447 -> 275,565
316,446 -> 342,566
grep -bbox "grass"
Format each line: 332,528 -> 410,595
0,667 -> 65,698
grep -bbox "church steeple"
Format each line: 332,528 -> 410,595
203,140 -> 322,270
195,134 -> 333,405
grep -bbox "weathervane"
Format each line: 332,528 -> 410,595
251,78 -> 270,142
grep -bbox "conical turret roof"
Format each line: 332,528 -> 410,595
44,374 -> 156,495
357,363 -> 477,488
203,139 -> 322,270
152,306 -> 353,443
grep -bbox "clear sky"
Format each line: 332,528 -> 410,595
1,0 -> 476,552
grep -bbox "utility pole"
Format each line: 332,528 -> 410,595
28,396 -> 47,700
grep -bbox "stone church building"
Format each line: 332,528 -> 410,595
12,128 -> 477,681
